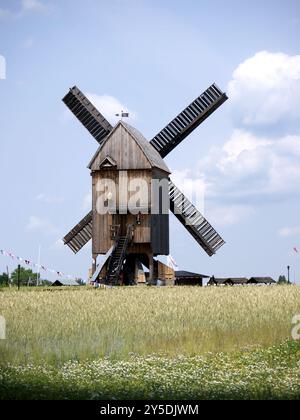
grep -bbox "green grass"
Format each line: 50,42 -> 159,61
1,340 -> 300,400
0,286 -> 300,399
1,286 -> 300,364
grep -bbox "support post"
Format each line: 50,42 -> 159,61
135,259 -> 146,284
36,244 -> 41,287
6,265 -> 10,288
92,254 -> 97,276
148,253 -> 154,285
17,264 -> 21,291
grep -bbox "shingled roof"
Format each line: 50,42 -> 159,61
208,276 -> 276,286
248,277 -> 276,284
227,278 -> 249,285
208,277 -> 249,285
208,278 -> 228,285
175,271 -> 210,279
122,122 -> 171,173
88,121 -> 170,174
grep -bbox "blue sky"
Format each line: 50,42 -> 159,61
1,0 -> 300,282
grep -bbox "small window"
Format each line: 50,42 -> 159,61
99,156 -> 117,169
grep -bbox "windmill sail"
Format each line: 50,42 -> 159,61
63,211 -> 93,254
169,181 -> 225,256
63,86 -> 113,145
150,84 -> 228,158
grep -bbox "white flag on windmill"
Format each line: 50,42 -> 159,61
115,110 -> 129,119
167,255 -> 179,270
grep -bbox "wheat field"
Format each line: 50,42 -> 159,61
0,286 -> 299,365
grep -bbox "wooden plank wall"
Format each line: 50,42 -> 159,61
91,125 -> 170,256
92,170 -> 153,254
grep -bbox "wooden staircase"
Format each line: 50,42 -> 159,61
105,226 -> 133,285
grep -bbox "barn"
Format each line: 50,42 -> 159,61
225,278 -> 249,286
208,277 -> 276,286
175,271 -> 209,286
248,277 -> 276,285
208,277 -> 248,286
208,277 -> 230,286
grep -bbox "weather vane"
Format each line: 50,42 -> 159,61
115,110 -> 129,120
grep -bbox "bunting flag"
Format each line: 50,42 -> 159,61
0,249 -> 78,280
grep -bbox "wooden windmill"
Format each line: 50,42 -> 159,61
62,84 -> 228,285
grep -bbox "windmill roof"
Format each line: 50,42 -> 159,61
88,121 -> 170,174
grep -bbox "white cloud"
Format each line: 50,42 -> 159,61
21,0 -> 47,13
221,130 -> 271,163
0,0 -> 47,20
228,51 -> 300,126
26,216 -> 60,236
207,204 -> 255,228
171,51 -> 300,229
198,130 -> 300,199
169,168 -> 254,226
51,239 -> 65,250
278,227 -> 300,237
36,193 -> 64,204
23,37 -> 35,49
0,8 -> 12,19
82,192 -> 92,211
215,51 -> 300,199
0,55 -> 6,80
87,93 -> 137,125
171,169 -> 205,213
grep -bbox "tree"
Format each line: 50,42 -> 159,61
38,279 -> 52,286
278,275 -> 288,285
76,278 -> 85,286
10,268 -> 52,287
0,272 -> 9,286
11,267 -> 37,286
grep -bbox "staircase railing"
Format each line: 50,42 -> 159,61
105,224 -> 134,285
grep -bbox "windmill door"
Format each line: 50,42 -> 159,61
112,214 -> 128,237
119,215 -> 128,236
